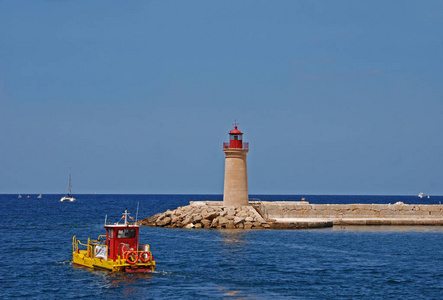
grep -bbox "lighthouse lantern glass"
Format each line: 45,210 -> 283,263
230,135 -> 242,141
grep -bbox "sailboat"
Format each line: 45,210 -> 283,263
37,194 -> 42,198
60,168 -> 76,202
18,195 -> 22,198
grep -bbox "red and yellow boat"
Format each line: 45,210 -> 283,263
72,209 -> 155,273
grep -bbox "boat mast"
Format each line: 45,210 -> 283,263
68,167 -> 72,196
123,209 -> 130,226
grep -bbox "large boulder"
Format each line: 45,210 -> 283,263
156,216 -> 171,227
185,223 -> 195,229
218,217 -> 230,227
236,222 -> 244,229
203,211 -> 219,220
244,222 -> 253,229
182,215 -> 194,225
201,219 -> 211,228
211,217 -> 219,228
245,216 -> 254,222
193,214 -> 203,222
234,216 -> 245,225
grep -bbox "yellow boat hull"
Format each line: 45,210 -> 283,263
73,250 -> 155,273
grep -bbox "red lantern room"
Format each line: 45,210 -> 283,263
223,124 -> 249,150
229,125 -> 243,149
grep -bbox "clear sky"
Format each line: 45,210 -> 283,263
1,1 -> 442,195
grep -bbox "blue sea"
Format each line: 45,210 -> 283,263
1,194 -> 442,299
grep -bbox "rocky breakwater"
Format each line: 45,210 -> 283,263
139,201 -> 271,229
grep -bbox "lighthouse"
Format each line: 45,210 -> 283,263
223,124 -> 249,206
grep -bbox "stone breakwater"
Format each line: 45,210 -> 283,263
139,201 -> 271,229
140,201 -> 443,229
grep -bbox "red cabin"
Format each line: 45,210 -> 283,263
105,211 -> 141,261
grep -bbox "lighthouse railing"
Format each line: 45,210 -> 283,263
223,142 -> 249,149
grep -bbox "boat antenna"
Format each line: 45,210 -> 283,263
135,201 -> 140,223
104,214 -> 107,226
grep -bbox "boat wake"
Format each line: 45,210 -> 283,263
55,260 -> 73,266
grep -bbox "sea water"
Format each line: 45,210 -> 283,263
1,194 -> 442,299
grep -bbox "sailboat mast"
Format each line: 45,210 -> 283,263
68,168 -> 72,196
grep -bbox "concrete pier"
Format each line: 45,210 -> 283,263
254,201 -> 443,226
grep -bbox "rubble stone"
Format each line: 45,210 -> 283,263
140,201 -> 269,229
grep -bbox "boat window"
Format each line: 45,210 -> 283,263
117,228 -> 136,239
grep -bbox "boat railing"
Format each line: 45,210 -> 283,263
73,236 -> 78,253
73,236 -> 108,259
73,236 -> 90,252
89,235 -> 106,245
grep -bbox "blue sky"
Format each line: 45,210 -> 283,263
1,1 -> 442,195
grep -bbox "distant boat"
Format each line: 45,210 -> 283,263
26,196 -> 31,199
37,194 -> 42,199
418,193 -> 430,199
18,195 -> 22,198
60,168 -> 76,202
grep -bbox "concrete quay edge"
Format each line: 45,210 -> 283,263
272,217 -> 443,226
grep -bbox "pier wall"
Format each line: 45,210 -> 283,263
258,202 -> 443,225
